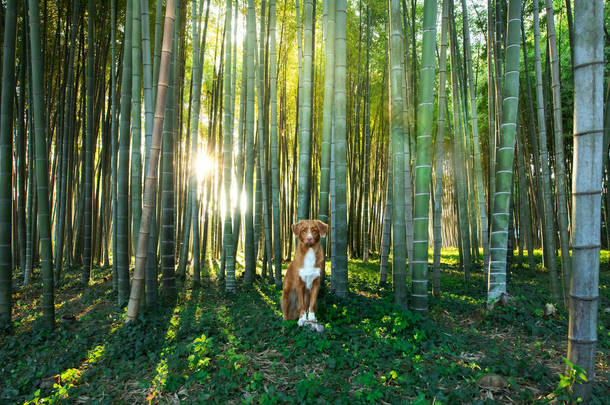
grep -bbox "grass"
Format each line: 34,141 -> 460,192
1,250 -> 608,404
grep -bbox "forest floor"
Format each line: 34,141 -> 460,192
1,250 -> 608,404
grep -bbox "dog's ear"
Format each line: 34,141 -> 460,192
292,221 -> 303,236
315,220 -> 328,237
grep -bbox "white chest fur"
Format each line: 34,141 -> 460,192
298,248 -> 320,290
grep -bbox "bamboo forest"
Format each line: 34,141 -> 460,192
0,0 -> 608,403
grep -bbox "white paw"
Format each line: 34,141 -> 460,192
306,312 -> 316,322
297,316 -> 307,326
313,323 -> 325,333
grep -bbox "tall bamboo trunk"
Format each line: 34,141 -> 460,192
243,0 -> 256,284
568,1 -> 603,401
117,0 -> 133,305
141,0 -> 159,305
296,0 -> 314,222
28,0 -> 55,329
0,0 -> 17,328
269,0 -> 282,288
379,151 -> 392,286
110,0 -> 118,290
487,0 -> 521,304
448,3 -> 471,286
16,24 -> 27,279
229,0 -> 241,272
180,0 -> 209,286
545,0 -> 571,305
532,0 -> 559,300
432,0 -> 449,297
222,0 -> 235,292
82,0 -> 96,285
361,5 -> 371,263
55,0 -> 80,283
319,0 -> 335,271
160,0 -> 179,297
389,0 -> 407,308
126,0 -> 176,321
131,0 -> 143,253
256,0 -> 273,281
333,0 -> 348,298
410,0 -> 438,312
515,126 -> 536,272
460,0 -> 488,272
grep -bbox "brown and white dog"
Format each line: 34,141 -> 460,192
281,219 -> 328,327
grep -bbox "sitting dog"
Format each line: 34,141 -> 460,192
281,219 -> 328,328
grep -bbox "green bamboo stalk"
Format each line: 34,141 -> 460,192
24,93 -> 35,285
461,0 -> 489,272
379,151 -> 392,286
486,0 -> 494,238
362,5 -> 371,263
401,45 -> 414,276
0,0 -> 17,329
489,0 -> 504,222
177,0 -> 201,283
16,20 -> 27,280
432,0 -> 449,297
295,0 -> 304,223
131,0 -> 143,252
389,0 -> 406,308
256,0 -> 273,281
269,0 -> 282,287
487,0 -> 521,304
152,0 -> 164,105
117,0 -> 134,306
161,0 -> 179,296
330,115 -> 337,291
318,0 -> 334,260
567,2 -> 603,401
230,0 -> 242,266
55,0 -> 80,283
410,0 -> 438,313
223,0 -> 235,292
515,125 -> 536,272
28,0 -> 55,328
333,0 -> 348,298
141,0 -> 154,180
141,0 -> 159,305
111,0 -> 118,291
450,21 -> 478,267
297,0 -> 314,221
520,10 -> 546,275
545,0 -> 571,305
184,0 -> 209,286
532,0 -> 558,298
243,0 -> 256,284
448,4 -> 471,284
126,0 -> 176,321
82,0 -> 95,285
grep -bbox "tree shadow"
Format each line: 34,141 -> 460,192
28,280 -> 183,403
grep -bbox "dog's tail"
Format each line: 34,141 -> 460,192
282,289 -> 299,320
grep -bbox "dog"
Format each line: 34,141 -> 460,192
281,219 -> 328,328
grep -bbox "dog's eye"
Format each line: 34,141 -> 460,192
312,229 -> 318,234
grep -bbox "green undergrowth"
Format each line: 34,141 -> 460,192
1,250 -> 608,404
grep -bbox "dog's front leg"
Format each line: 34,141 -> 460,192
307,279 -> 320,322
297,284 -> 307,326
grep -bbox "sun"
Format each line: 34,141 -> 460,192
194,151 -> 214,182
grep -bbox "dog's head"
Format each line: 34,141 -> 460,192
292,220 -> 328,247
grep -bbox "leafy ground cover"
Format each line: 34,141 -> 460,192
1,250 -> 608,404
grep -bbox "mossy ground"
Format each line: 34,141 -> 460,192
1,250 -> 608,404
